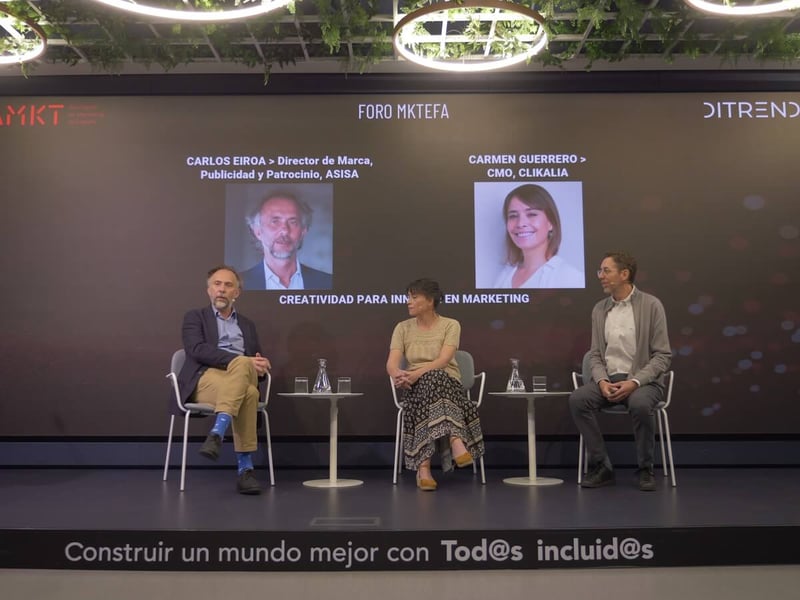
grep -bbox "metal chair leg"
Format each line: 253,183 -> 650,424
393,409 -> 403,484
163,415 -> 175,481
661,409 -> 677,487
179,413 -> 191,492
657,410 -> 668,478
263,409 -> 275,486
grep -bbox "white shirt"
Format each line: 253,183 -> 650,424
263,258 -> 305,290
604,286 -> 637,377
492,255 -> 584,289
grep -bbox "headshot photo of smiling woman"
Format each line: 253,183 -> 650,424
474,182 -> 586,289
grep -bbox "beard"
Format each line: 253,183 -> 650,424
213,296 -> 231,310
268,237 -> 301,260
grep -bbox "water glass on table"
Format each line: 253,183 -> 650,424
337,377 -> 352,393
294,377 -> 309,394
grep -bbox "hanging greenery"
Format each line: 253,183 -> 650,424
1,0 -> 799,76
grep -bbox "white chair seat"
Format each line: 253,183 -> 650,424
600,400 -> 668,415
183,403 -> 215,413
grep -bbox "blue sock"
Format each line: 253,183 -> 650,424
237,452 -> 254,475
210,412 -> 232,438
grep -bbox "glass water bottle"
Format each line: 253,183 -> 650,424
312,358 -> 332,393
506,358 -> 526,392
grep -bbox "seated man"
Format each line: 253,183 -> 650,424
177,265 -> 271,494
569,251 -> 671,492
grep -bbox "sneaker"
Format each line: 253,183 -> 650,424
580,464 -> 616,488
199,433 -> 222,461
638,468 -> 656,492
236,469 -> 261,495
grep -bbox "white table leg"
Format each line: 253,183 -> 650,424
504,395 -> 563,486
330,397 -> 338,483
528,396 -> 537,480
303,396 -> 362,488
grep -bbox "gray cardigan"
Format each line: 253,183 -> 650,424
588,288 -> 672,388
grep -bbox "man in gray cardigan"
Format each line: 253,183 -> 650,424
569,251 -> 671,491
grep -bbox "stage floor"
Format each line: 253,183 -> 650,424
2,466 -> 799,531
2,467 -> 799,571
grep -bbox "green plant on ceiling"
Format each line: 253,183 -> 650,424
308,0 -> 390,71
3,0 -> 800,76
395,0 -> 652,68
530,0 -> 662,67
534,0 -> 800,68
402,4 -> 544,61
3,0 -> 193,72
489,11 -> 544,56
716,17 -> 800,63
394,0 -> 548,71
0,7 -> 44,64
12,0 -> 302,75
188,0 -> 302,75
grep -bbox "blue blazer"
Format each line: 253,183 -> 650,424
241,262 -> 332,291
176,305 -> 263,405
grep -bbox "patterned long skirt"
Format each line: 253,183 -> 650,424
402,369 -> 485,471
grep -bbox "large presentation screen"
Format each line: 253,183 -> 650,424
0,91 -> 797,436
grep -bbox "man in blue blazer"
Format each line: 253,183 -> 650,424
178,266 -> 271,494
241,192 -> 332,290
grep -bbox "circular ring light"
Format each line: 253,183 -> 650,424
89,0 -> 292,22
393,0 -> 548,73
685,0 -> 800,16
0,5 -> 47,65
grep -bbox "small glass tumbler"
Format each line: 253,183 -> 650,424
337,377 -> 352,394
532,376 -> 547,392
294,377 -> 309,394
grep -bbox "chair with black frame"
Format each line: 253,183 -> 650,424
390,349 -> 486,484
162,349 -> 275,491
572,351 -> 677,487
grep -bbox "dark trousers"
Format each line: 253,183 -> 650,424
569,374 -> 663,470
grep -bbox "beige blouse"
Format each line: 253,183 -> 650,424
390,316 -> 461,381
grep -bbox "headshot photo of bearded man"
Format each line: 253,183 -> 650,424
225,184 -> 333,291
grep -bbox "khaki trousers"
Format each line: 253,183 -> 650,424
194,355 -> 260,453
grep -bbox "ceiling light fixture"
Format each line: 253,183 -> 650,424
393,0 -> 548,73
684,0 -> 800,17
0,5 -> 47,65
88,0 -> 292,22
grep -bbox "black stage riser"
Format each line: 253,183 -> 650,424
2,527 -> 798,572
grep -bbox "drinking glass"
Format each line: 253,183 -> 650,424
294,377 -> 309,394
337,377 -> 352,394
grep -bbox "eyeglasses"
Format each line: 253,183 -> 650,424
596,268 -> 618,276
